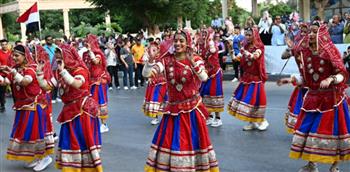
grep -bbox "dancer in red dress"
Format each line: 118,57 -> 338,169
83,34 -> 110,133
53,45 -> 103,172
1,45 -> 54,171
199,29 -> 224,128
277,23 -> 309,134
289,22 -> 350,172
142,42 -> 168,125
143,30 -> 219,172
227,27 -> 269,131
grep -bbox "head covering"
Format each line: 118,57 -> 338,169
85,34 -> 108,71
9,45 -> 35,67
34,45 -> 53,80
243,27 -> 267,82
174,30 -> 192,47
57,44 -> 88,71
316,24 -> 348,88
294,24 -> 348,90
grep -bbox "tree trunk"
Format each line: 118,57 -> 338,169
314,0 -> 329,21
177,16 -> 183,29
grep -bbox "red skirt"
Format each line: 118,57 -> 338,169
143,82 -> 168,118
56,113 -> 103,172
145,103 -> 219,172
290,98 -> 350,164
91,83 -> 108,120
6,105 -> 54,162
200,70 -> 224,113
227,82 -> 266,123
285,87 -> 307,134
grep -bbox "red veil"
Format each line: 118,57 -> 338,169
34,45 -> 53,81
85,34 -> 110,82
86,34 -> 108,70
317,24 -> 348,90
58,44 -> 88,71
242,27 -> 267,82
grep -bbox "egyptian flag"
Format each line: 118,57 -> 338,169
16,2 -> 40,35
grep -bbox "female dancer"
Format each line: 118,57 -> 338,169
52,45 -> 103,172
142,42 -> 168,125
227,27 -> 269,131
84,34 -> 110,133
143,30 -> 219,172
289,22 -> 350,172
2,45 -> 53,171
199,29 -> 224,127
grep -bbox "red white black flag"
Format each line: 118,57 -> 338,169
16,2 -> 40,35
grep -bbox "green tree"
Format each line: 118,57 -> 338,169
88,0 -> 210,34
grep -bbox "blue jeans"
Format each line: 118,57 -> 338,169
122,64 -> 134,87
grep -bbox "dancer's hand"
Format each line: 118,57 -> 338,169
0,65 -> 12,74
276,78 -> 291,86
148,45 -> 158,63
320,77 -> 333,89
57,60 -> 65,72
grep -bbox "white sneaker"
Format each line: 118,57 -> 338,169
51,100 -> 57,104
117,86 -> 121,89
206,117 -> 215,125
242,122 -> 256,131
100,124 -> 109,133
124,86 -> 129,90
130,86 -> 138,90
150,118 -> 159,125
256,120 -> 269,131
33,156 -> 52,171
298,162 -> 319,172
24,159 -> 39,168
109,87 -> 113,91
231,78 -> 238,82
56,98 -> 62,102
211,119 -> 223,127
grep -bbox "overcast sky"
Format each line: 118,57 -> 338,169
236,0 -> 289,12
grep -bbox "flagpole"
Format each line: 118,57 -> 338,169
37,0 -> 42,41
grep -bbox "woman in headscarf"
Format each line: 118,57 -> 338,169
199,28 -> 224,128
142,30 -> 219,172
1,45 -> 54,171
54,45 -> 103,172
288,22 -> 350,172
277,23 -> 309,134
142,41 -> 168,125
83,34 -> 110,133
227,27 -> 269,131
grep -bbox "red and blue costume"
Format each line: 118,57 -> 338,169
227,28 -> 268,123
55,45 -> 103,172
34,45 -> 56,147
199,29 -> 224,112
5,45 -> 54,162
84,34 -> 110,121
143,42 -> 170,118
143,31 -> 219,172
289,25 -> 350,164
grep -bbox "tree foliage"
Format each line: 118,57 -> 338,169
88,0 -> 210,30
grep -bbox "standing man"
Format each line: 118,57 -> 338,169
343,13 -> 350,43
0,39 -> 11,112
329,14 -> 344,44
132,38 -> 145,88
230,25 -> 245,82
43,35 -> 59,103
